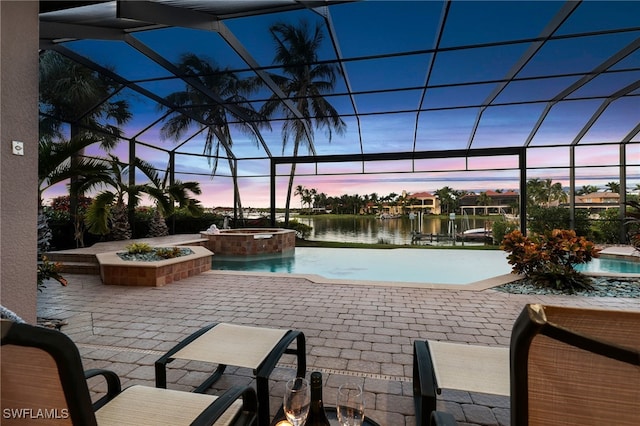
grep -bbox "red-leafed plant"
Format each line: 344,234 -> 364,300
37,255 -> 68,291
501,229 -> 600,292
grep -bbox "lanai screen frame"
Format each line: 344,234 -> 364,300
269,147 -> 529,232
38,1 -> 640,242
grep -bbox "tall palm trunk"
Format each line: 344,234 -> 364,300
228,157 -> 244,221
284,140 -> 300,226
69,125 -> 86,247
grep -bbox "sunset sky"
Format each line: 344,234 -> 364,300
40,1 -> 640,208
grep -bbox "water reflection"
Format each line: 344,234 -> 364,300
296,216 -> 492,245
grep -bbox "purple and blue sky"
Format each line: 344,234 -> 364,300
42,1 -> 640,208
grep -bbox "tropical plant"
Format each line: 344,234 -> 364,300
147,209 -> 170,238
491,215 -> 519,244
141,165 -> 204,235
501,229 -> 600,292
591,208 -> 623,244
158,53 -> 267,220
277,219 -> 312,239
294,185 -> 306,211
82,155 -> 149,239
624,200 -> 640,251
37,256 -> 67,291
84,155 -> 204,239
261,20 -> 346,225
526,178 -> 567,208
576,184 -> 599,195
125,242 -> 153,255
527,205 -> 591,238
476,192 -> 492,206
154,247 -> 183,259
294,185 -> 318,214
38,135 -> 112,247
605,181 -> 620,193
39,50 -> 131,245
434,186 -> 463,214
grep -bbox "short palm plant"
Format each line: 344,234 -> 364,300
83,155 -> 151,240
83,155 -> 204,240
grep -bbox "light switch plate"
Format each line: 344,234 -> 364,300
12,141 -> 24,156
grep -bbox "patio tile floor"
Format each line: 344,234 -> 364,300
38,267 -> 639,426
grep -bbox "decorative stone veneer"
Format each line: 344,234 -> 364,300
96,246 -> 213,286
200,228 -> 296,256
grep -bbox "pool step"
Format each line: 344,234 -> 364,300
44,252 -> 100,275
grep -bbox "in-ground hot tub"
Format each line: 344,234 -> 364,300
200,228 -> 296,256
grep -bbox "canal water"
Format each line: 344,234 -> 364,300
296,215 -> 493,245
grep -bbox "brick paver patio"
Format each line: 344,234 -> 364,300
37,268 -> 639,426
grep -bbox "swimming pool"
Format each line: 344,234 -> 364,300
212,248 -> 640,286
212,248 -> 513,285
575,257 -> 640,275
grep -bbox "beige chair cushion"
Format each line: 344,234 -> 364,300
428,340 -> 510,396
96,385 -> 241,426
172,323 -> 288,369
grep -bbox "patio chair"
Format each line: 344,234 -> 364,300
0,319 -> 258,425
415,303 -> 640,426
155,323 -> 306,426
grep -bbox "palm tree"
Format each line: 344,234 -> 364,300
526,178 -> 546,209
527,178 -> 567,207
38,136 -> 110,207
435,187 -> 457,214
39,50 -> 131,245
260,21 -> 346,225
159,53 -> 266,220
82,155 -> 140,239
547,180 -> 568,206
605,181 -> 620,193
314,191 -> 328,212
294,185 -> 306,211
576,185 -> 599,196
143,167 -> 204,237
84,155 -> 204,239
38,134 -> 112,251
477,192 -> 492,206
302,191 -> 314,214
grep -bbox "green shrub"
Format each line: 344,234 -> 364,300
125,242 -> 153,254
527,206 -> 591,238
501,229 -> 600,292
278,219 -> 312,239
491,216 -> 519,244
625,201 -> 640,251
154,247 -> 182,259
590,208 -> 623,244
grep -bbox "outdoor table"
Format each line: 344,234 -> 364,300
155,323 -> 306,426
271,406 -> 381,426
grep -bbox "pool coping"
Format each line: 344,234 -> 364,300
206,270 -> 525,290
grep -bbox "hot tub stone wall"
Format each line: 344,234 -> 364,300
96,246 -> 212,286
200,228 -> 296,256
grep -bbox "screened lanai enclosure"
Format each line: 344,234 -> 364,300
39,1 -> 639,238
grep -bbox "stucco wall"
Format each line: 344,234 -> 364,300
1,1 -> 39,321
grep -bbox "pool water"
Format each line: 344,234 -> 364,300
212,248 -> 514,285
212,248 -> 640,285
575,257 -> 640,274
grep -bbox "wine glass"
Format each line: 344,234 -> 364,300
283,377 -> 310,426
337,382 -> 365,426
